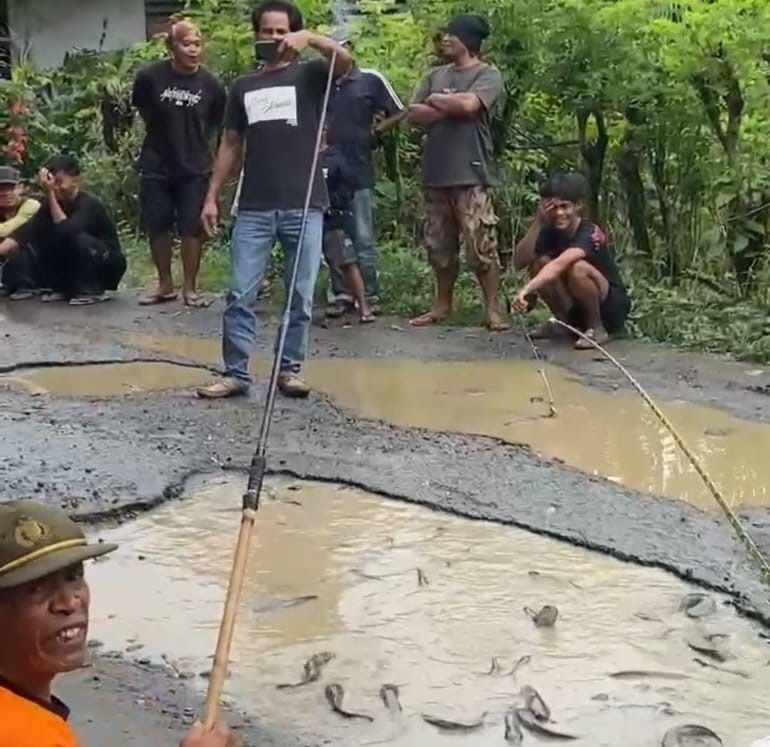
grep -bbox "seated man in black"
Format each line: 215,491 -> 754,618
321,136 -> 374,324
512,172 -> 630,349
0,155 -> 126,305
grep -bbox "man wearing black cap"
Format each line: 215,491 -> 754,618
0,500 -> 231,746
0,166 -> 40,298
407,13 -> 507,332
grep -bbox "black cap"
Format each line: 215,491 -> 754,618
0,166 -> 20,185
447,13 -> 491,54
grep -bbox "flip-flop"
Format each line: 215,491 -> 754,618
69,293 -> 110,306
183,293 -> 214,309
359,313 -> 376,325
139,291 -> 178,306
409,312 -> 447,327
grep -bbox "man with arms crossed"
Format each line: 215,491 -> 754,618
407,13 -> 508,332
512,172 -> 631,348
197,0 -> 352,400
132,20 -> 226,308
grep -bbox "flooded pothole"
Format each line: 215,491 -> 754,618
87,476 -> 770,746
2,361 -> 212,398
126,332 -> 770,510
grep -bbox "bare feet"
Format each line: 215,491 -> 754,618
574,327 -> 609,350
486,310 -> 510,332
409,307 -> 450,327
139,287 -> 177,306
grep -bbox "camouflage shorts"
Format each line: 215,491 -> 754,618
422,186 -> 499,272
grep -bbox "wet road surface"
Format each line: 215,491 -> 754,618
2,294 -> 770,744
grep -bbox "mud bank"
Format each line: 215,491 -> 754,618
58,654 -> 311,746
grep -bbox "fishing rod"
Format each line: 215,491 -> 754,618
202,50 -> 338,731
550,317 -> 770,581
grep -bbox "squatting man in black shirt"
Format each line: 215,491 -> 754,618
197,0 -> 352,400
512,172 -> 631,349
132,20 -> 226,308
0,156 -> 126,305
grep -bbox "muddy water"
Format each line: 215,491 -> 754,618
3,361 -> 212,398
88,477 -> 770,746
125,332 -> 769,510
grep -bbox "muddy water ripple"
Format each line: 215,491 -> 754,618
88,477 -> 770,746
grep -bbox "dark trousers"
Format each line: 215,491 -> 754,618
2,233 -> 126,297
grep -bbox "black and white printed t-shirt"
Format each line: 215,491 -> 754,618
225,59 -> 330,212
132,60 -> 226,179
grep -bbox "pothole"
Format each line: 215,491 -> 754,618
2,361 -> 212,398
126,332 -> 770,511
86,476 -> 770,746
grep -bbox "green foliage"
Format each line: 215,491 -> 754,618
3,0 -> 770,360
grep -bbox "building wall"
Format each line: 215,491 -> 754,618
8,0 -> 146,69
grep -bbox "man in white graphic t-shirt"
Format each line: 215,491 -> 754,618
197,0 -> 351,400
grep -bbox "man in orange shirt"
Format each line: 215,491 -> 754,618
0,500 -> 231,747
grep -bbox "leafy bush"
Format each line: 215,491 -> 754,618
3,0 -> 770,359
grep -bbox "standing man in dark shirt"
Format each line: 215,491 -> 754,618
512,172 -> 631,348
132,20 -> 226,308
406,13 -> 508,332
0,155 -> 126,305
324,35 -> 404,318
196,0 -> 352,400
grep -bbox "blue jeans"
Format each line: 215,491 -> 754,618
223,209 -> 323,384
329,188 -> 379,303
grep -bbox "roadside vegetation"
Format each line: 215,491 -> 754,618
3,0 -> 770,359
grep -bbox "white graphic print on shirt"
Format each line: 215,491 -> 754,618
160,86 -> 203,107
244,86 -> 298,126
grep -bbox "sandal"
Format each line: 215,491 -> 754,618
359,313 -> 376,325
183,293 -> 214,309
574,327 -> 609,350
139,290 -> 178,306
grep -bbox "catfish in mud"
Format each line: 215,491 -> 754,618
524,604 -> 558,628
422,713 -> 486,732
276,651 -> 334,689
515,708 -> 578,741
379,684 -> 402,713
520,685 -> 550,722
325,683 -> 374,722
504,709 -> 523,744
662,724 -> 723,746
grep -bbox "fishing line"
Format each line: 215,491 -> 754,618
504,292 -> 557,418
550,317 -> 770,581
202,50 -> 338,730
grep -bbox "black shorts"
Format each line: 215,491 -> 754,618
323,228 -> 357,269
139,175 -> 208,239
567,287 -> 630,334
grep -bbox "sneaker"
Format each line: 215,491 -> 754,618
9,289 -> 35,301
277,372 -> 310,399
42,292 -> 67,303
196,377 -> 249,400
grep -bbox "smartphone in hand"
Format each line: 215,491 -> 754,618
254,40 -> 279,63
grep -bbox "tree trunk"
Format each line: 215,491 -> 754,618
576,108 -> 608,222
615,144 -> 651,259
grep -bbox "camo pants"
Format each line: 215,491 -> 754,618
422,186 -> 499,272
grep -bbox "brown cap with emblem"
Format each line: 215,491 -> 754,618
0,501 -> 117,589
